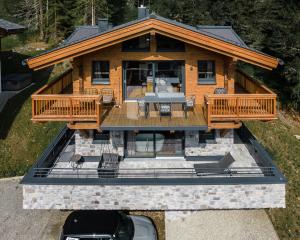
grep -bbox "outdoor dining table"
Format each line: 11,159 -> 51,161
143,92 -> 187,118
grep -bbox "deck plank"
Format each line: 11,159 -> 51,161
101,103 -> 207,130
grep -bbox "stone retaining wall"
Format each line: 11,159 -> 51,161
23,183 -> 285,210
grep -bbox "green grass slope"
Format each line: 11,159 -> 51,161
0,67 -> 66,177
246,116 -> 300,239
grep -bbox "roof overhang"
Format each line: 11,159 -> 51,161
26,18 -> 279,70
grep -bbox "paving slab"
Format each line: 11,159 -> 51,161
0,177 -> 69,240
165,210 -> 279,240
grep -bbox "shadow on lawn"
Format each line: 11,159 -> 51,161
0,67 -> 53,139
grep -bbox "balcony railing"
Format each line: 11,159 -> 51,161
32,94 -> 102,122
35,69 -> 73,95
31,69 -> 102,125
204,70 -> 277,128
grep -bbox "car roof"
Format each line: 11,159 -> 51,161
63,211 -> 120,236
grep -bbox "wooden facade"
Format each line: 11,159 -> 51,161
29,17 -> 278,130
71,41 -> 234,105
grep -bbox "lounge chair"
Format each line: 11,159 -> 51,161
194,153 -> 235,176
98,153 -> 119,178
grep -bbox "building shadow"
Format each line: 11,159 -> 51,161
0,51 -> 53,139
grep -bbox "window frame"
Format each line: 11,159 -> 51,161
197,60 -> 216,85
91,61 -> 110,85
156,34 -> 185,52
122,34 -> 150,52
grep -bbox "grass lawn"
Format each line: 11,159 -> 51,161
0,64 -> 68,178
245,113 -> 300,239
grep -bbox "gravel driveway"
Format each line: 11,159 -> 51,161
0,177 -> 69,240
165,210 -> 279,240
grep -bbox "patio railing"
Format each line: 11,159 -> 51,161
204,70 -> 277,127
32,166 -> 276,179
32,94 -> 102,123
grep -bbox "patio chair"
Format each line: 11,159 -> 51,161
158,103 -> 172,120
137,99 -> 145,117
70,154 -> 84,171
84,88 -> 98,95
185,95 -> 196,114
193,152 -> 235,176
214,87 -> 227,94
100,88 -> 114,105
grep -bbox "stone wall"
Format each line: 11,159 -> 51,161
185,129 -> 234,156
75,129 -> 234,158
75,130 -> 124,156
23,183 -> 285,210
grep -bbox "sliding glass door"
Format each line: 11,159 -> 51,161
123,61 -> 185,100
125,131 -> 184,158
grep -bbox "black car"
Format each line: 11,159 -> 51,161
60,210 -> 157,240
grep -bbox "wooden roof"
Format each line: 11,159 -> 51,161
26,14 -> 279,70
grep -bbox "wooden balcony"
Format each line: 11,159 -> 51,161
32,94 -> 102,122
31,70 -> 102,129
204,70 -> 277,129
31,69 -> 277,130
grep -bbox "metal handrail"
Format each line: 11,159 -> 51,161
32,166 -> 276,179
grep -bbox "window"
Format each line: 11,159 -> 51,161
122,34 -> 150,51
156,34 -> 185,52
198,60 -> 216,84
92,61 -> 110,84
93,130 -> 110,142
199,130 -> 216,143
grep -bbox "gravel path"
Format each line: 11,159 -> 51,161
0,177 -> 69,240
165,210 -> 279,240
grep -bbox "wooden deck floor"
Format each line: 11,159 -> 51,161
101,103 -> 207,130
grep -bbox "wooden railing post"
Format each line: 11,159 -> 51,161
32,96 -> 35,118
69,97 -> 73,120
206,96 -> 211,128
236,97 -> 239,117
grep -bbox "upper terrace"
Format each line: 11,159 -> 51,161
31,68 -> 277,130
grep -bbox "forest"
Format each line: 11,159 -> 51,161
1,0 -> 300,111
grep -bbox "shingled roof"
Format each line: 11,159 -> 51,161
0,19 -> 25,36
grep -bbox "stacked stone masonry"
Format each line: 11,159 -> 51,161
23,184 -> 285,210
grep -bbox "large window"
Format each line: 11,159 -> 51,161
92,61 -> 110,84
122,34 -> 150,51
156,34 -> 185,52
198,60 -> 216,84
123,61 -> 184,99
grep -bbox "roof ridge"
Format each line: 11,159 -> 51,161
197,25 -> 232,29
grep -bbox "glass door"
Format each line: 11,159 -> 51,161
154,61 -> 184,94
123,61 -> 185,100
125,131 -> 184,158
125,131 -> 155,158
123,61 -> 153,99
155,131 -> 184,156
